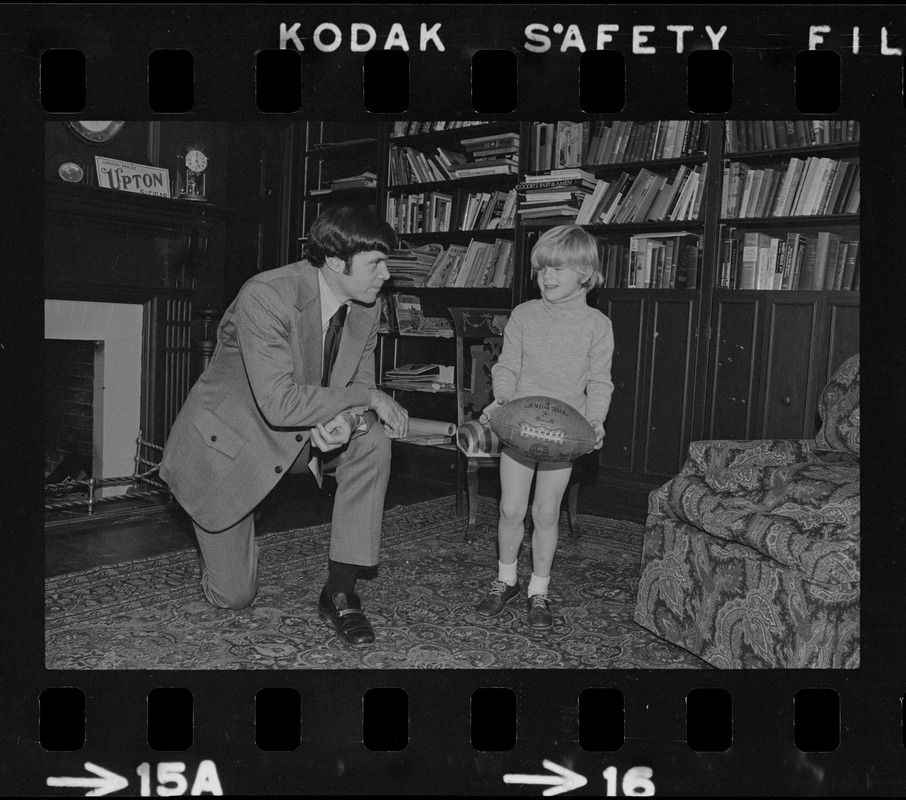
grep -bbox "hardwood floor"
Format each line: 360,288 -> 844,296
45,470 -> 480,578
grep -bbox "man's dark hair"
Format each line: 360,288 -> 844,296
306,206 -> 398,271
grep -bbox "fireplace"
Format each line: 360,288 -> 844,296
44,178 -> 228,518
45,300 -> 144,497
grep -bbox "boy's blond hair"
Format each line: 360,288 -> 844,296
530,224 -> 604,291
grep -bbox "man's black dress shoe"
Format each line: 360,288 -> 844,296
318,588 -> 375,646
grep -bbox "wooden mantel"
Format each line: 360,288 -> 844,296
45,180 -> 234,299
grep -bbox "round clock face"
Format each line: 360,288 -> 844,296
185,149 -> 208,172
67,120 -> 125,144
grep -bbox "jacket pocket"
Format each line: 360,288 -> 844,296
193,408 -> 247,459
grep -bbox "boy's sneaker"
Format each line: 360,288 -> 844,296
526,594 -> 554,629
475,580 -> 521,617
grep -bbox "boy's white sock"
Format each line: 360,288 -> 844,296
527,574 -> 550,597
497,560 -> 518,586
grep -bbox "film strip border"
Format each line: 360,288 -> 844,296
24,675 -> 906,795
11,6 -> 906,118
39,48 -> 856,117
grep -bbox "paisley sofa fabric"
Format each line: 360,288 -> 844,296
634,355 -> 860,668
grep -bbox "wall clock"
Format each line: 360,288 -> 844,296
67,120 -> 126,144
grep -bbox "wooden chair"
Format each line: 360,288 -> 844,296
449,308 -> 583,543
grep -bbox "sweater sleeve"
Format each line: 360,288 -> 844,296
585,315 -> 615,424
491,309 -> 523,401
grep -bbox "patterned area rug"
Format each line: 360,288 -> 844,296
46,496 -> 708,670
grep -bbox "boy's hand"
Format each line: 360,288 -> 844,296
480,398 -> 508,424
590,420 -> 605,450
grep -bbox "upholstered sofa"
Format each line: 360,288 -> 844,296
634,354 -> 860,668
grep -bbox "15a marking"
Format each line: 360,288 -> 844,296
603,766 -> 655,796
136,761 -> 222,796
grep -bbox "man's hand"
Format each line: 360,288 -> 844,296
368,389 -> 409,439
310,411 -> 355,453
479,397 -> 509,424
590,419 -> 605,450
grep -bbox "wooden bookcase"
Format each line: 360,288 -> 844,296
289,119 -> 860,518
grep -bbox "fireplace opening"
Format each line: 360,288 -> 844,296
44,299 -> 144,504
45,339 -> 103,498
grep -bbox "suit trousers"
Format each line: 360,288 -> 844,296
192,423 -> 392,610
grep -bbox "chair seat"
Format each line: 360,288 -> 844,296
456,419 -> 502,458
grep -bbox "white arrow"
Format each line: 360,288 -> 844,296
47,762 -> 128,796
503,759 -> 587,797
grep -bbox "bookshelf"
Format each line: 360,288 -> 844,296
299,122 -> 380,244
290,118 -> 859,517
703,120 -> 860,445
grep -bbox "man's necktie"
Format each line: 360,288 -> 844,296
322,305 -> 347,386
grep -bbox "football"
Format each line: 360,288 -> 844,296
488,395 -> 596,463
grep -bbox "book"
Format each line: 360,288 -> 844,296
839,240 -> 860,290
445,163 -> 517,179
795,235 -> 819,290
827,240 -> 850,290
772,157 -> 805,217
517,205 -> 581,218
781,233 -> 807,290
574,179 -> 611,225
770,237 -> 787,290
460,133 -> 520,150
489,240 -> 514,288
755,234 -> 779,289
811,231 -> 842,291
740,231 -> 766,290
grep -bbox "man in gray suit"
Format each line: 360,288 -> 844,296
160,206 -> 409,646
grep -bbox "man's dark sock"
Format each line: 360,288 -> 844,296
325,559 -> 358,596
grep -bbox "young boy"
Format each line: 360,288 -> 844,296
476,225 -> 614,629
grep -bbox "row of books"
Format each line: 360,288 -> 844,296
388,189 -> 519,234
718,229 -> 860,291
389,121 -> 488,138
386,242 -> 448,286
459,189 -> 518,231
518,163 -> 709,226
309,171 -> 377,195
387,238 -> 515,289
584,120 -> 709,166
598,232 -> 701,290
427,238 -> 514,288
529,120 -> 709,172
721,157 -> 860,219
387,294 -> 454,337
724,120 -> 860,154
389,144 -> 518,186
387,192 -> 453,234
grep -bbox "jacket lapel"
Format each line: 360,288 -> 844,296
294,265 -> 324,386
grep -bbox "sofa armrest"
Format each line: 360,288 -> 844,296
683,439 -> 816,478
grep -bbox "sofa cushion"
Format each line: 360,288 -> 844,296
661,453 -> 859,585
815,354 -> 859,457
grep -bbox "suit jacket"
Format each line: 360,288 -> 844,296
160,260 -> 378,532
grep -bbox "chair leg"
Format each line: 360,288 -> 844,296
566,479 -> 581,536
464,466 -> 480,542
455,454 -> 466,518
